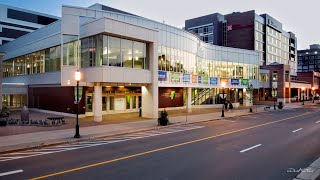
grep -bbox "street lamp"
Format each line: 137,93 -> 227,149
312,87 -> 316,103
301,87 -> 305,105
273,77 -> 276,110
221,81 -> 226,117
74,70 -> 81,138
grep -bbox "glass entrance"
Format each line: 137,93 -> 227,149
86,94 -> 93,112
102,96 -> 107,111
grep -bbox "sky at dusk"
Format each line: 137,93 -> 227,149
0,0 -> 318,50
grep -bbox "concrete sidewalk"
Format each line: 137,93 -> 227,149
0,102 -> 314,154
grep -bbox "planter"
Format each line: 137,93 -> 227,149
0,120 -> 7,126
158,110 -> 169,126
278,102 -> 284,109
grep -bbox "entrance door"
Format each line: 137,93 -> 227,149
238,89 -> 243,104
86,94 -> 93,112
102,96 -> 107,111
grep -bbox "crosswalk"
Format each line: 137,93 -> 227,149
0,125 -> 204,162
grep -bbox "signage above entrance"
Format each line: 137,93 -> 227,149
231,78 -> 240,86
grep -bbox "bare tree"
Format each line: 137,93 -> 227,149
244,84 -> 254,112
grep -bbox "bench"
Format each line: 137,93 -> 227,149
47,116 -> 65,125
264,106 -> 271,110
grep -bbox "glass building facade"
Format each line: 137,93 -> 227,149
3,34 -> 149,77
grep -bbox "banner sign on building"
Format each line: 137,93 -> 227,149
231,78 -> 240,86
74,86 -> 83,103
192,75 -> 198,83
158,71 -> 167,81
210,77 -> 218,85
183,74 -> 190,83
241,79 -> 249,86
220,78 -> 229,85
202,76 -> 208,84
198,76 -> 202,84
170,72 -> 181,83
158,87 -> 184,108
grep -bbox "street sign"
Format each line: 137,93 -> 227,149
219,94 -> 227,99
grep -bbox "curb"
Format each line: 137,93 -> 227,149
0,106 -> 312,155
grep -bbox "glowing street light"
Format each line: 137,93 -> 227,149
74,70 -> 81,138
221,81 -> 226,117
301,87 -> 305,105
312,87 -> 316,103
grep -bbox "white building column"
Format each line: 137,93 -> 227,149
142,84 -> 158,118
93,85 -> 102,122
141,41 -> 158,118
307,89 -> 310,101
187,87 -> 192,113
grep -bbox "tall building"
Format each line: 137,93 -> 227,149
297,44 -> 320,72
0,4 -> 59,45
185,13 -> 227,46
0,4 -> 260,120
185,10 -> 297,75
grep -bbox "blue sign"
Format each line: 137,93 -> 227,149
158,71 -> 167,81
183,74 -> 190,83
198,76 -> 202,84
231,78 -> 240,85
210,77 -> 218,85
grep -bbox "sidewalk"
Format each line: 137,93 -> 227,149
0,102 -> 315,154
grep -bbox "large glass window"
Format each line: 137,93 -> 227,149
80,35 -> 102,67
108,36 -> 121,67
45,46 -> 61,72
133,41 -> 145,69
102,35 -> 108,65
63,41 -> 77,66
122,39 -> 133,68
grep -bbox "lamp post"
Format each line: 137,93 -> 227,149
273,77 -> 276,110
301,87 -> 305,106
221,81 -> 226,117
312,87 -> 315,103
74,70 -> 81,138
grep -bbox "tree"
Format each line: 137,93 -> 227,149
244,83 -> 254,112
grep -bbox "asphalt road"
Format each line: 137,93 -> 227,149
0,105 -> 319,180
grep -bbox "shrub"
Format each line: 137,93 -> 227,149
0,119 -> 7,126
278,102 -> 284,109
0,106 -> 10,117
158,109 -> 169,126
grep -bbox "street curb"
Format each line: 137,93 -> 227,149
293,157 -> 320,180
0,106 -> 312,155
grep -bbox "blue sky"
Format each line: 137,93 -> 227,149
0,0 -> 318,49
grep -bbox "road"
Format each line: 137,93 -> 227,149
0,105 -> 319,180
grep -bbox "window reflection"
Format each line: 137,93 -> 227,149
108,36 -> 121,67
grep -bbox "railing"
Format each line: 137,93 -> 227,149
191,88 -> 212,105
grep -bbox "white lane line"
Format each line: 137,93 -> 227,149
292,128 -> 303,133
316,121 -> 320,124
240,144 -> 262,153
0,169 -> 23,177
0,125 -> 205,162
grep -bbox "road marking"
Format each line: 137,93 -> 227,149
240,144 -> 262,153
29,111 -> 316,180
0,169 -> 23,177
0,125 -> 204,163
316,121 -> 320,124
220,119 -> 236,122
292,128 -> 303,133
